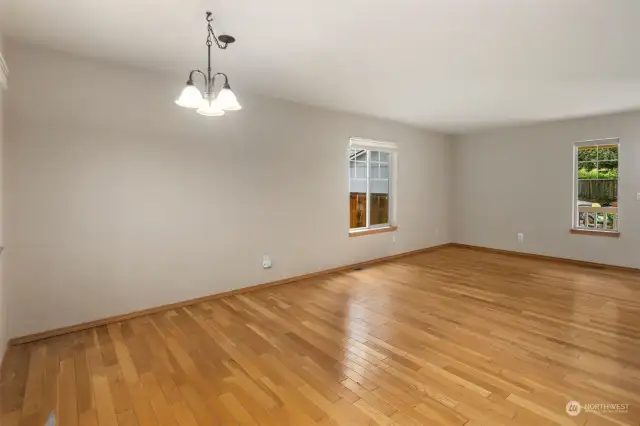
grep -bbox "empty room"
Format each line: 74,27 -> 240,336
0,1 -> 639,425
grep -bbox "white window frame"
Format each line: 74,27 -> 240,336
0,51 -> 8,90
573,138 -> 620,232
349,138 -> 397,233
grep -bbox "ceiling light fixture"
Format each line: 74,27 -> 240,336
175,12 -> 241,115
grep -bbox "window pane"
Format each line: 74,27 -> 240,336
349,147 -> 392,230
598,145 -> 618,161
577,146 -> 598,162
380,163 -> 389,179
370,164 -> 379,179
350,149 -> 366,161
369,175 -> 389,225
578,161 -> 597,179
370,193 -> 389,226
350,192 -> 367,229
598,161 -> 618,180
578,180 -> 618,205
578,211 -> 587,228
575,143 -> 619,231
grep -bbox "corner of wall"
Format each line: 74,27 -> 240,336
0,28 -> 6,365
444,133 -> 460,244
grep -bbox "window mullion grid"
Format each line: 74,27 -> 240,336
596,145 -> 600,179
616,171 -> 619,231
575,145 -> 579,228
575,143 -> 620,230
366,150 -> 371,229
596,146 -> 600,227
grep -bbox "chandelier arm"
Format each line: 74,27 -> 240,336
188,70 -> 208,88
209,72 -> 230,90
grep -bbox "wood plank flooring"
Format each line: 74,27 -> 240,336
1,246 -> 640,425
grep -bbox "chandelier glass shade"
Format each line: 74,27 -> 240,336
175,82 -> 203,108
197,93 -> 225,116
216,85 -> 241,111
176,12 -> 241,116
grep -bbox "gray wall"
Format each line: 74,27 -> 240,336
4,40 -> 451,337
452,111 -> 640,268
0,31 -> 6,359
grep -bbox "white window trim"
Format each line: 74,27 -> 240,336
350,137 -> 398,151
349,137 -> 398,233
572,138 -> 620,233
0,51 -> 8,90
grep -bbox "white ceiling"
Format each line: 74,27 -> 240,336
2,0 -> 640,133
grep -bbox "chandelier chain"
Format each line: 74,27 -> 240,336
206,28 -> 212,47
208,24 -> 229,50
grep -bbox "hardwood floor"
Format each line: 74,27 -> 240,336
1,245 -> 640,426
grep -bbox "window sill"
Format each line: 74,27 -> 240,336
570,229 -> 620,238
349,226 -> 398,238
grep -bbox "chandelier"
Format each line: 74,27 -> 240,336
175,12 -> 241,116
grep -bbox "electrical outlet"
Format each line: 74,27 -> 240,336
392,235 -> 396,243
262,255 -> 272,269
518,233 -> 524,243
637,192 -> 640,201
435,228 -> 440,236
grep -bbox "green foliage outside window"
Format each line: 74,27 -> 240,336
577,168 -> 618,180
577,145 -> 618,180
576,144 -> 619,205
577,145 -> 617,162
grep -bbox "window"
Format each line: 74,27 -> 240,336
349,138 -> 396,234
574,139 -> 619,233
